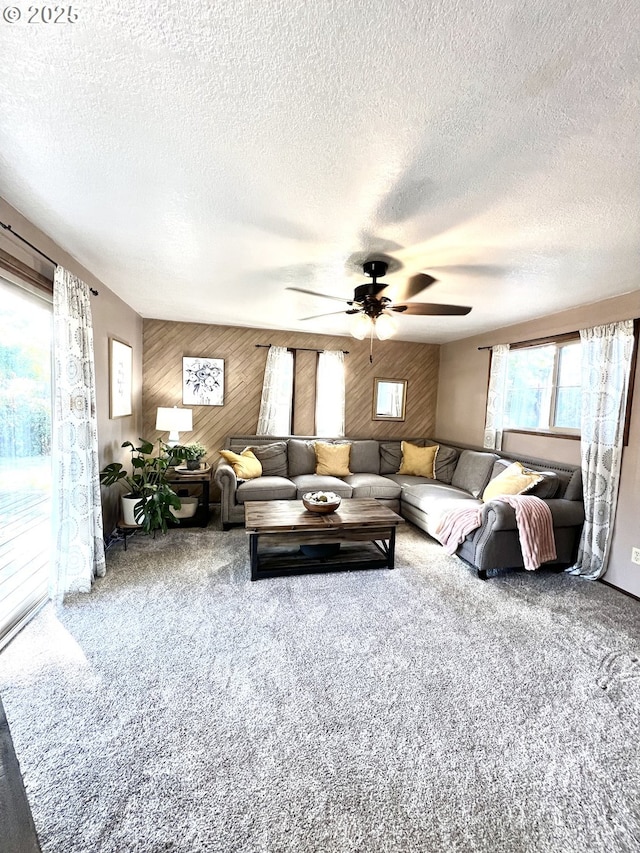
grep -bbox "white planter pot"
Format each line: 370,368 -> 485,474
170,497 -> 198,519
122,495 -> 142,526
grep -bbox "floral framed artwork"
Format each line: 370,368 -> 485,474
183,357 -> 224,406
109,338 -> 133,418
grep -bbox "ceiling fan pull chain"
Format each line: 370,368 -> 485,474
369,323 -> 374,363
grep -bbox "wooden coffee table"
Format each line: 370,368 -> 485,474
244,498 -> 403,581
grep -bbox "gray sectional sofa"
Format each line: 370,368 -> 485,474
214,435 -> 584,578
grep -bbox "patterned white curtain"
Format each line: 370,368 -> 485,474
483,343 -> 510,450
316,350 -> 346,437
51,267 -> 105,599
569,320 -> 635,580
257,346 -> 294,435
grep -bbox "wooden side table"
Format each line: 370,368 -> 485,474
166,470 -> 211,528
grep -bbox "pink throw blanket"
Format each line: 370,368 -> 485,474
434,495 -> 557,571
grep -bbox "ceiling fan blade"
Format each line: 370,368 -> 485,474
391,302 -> 472,316
427,264 -> 509,278
286,286 -> 347,304
299,309 -> 359,321
392,273 -> 438,302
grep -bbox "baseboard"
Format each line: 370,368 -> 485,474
599,578 -> 640,603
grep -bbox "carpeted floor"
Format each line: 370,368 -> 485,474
1,519 -> 639,852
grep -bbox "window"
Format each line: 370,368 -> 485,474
315,351 -> 346,436
504,339 -> 581,434
0,275 -> 52,648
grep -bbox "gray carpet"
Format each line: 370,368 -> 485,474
1,519 -> 640,853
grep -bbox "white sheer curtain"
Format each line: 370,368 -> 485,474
51,267 -> 105,599
316,350 -> 346,436
569,320 -> 635,580
257,346 -> 294,435
483,343 -> 510,450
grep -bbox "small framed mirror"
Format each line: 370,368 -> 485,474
373,378 -> 407,421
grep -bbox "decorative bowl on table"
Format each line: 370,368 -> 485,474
302,491 -> 342,514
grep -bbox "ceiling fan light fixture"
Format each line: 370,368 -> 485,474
374,312 -> 398,340
350,313 -> 371,340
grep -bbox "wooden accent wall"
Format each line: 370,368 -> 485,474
143,321 -> 439,495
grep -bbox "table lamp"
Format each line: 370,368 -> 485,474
156,406 -> 193,446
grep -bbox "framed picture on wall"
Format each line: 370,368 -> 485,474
373,378 -> 407,421
109,338 -> 133,418
183,357 -> 224,406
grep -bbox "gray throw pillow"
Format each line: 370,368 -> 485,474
379,442 -> 401,474
424,442 -> 459,484
246,441 -> 288,477
451,450 -> 499,498
287,439 -> 316,476
380,439 -> 425,474
350,440 -> 381,474
529,473 -> 560,499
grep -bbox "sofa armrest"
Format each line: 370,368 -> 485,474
214,459 -> 238,528
214,458 -> 237,488
481,499 -> 585,532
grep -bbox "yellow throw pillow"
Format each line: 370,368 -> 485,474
218,449 -> 262,480
482,461 -> 544,502
397,442 -> 439,478
314,442 -> 352,477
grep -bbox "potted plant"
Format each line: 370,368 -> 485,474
163,442 -> 207,469
182,442 -> 207,470
100,438 -> 182,533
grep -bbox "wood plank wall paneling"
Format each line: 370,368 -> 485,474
143,321 -> 440,497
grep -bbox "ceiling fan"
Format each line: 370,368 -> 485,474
287,259 -> 472,342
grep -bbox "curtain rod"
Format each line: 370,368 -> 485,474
256,344 -> 349,354
478,331 -> 581,351
0,220 -> 99,295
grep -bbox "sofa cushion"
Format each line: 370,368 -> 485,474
385,473 -> 438,489
488,459 -> 560,500
314,441 -> 352,476
451,450 -> 499,498
482,461 -> 544,502
290,475 -> 353,499
402,486 -> 481,537
350,440 -> 381,474
402,482 -> 480,512
244,441 -> 288,477
344,473 -> 402,500
398,441 -> 438,477
236,476 -> 297,503
379,439 -> 424,474
218,449 -> 262,480
287,439 -> 316,476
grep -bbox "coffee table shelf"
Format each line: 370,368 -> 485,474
244,498 -> 403,581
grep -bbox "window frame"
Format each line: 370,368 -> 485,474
547,338 -> 581,435
505,333 -> 581,439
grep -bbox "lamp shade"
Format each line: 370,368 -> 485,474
375,313 -> 398,340
351,313 -> 371,340
156,407 -> 193,432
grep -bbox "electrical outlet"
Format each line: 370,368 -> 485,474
632,548 -> 640,566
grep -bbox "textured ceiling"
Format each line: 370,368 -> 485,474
1,0 -> 639,343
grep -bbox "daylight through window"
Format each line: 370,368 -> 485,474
504,340 -> 581,434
